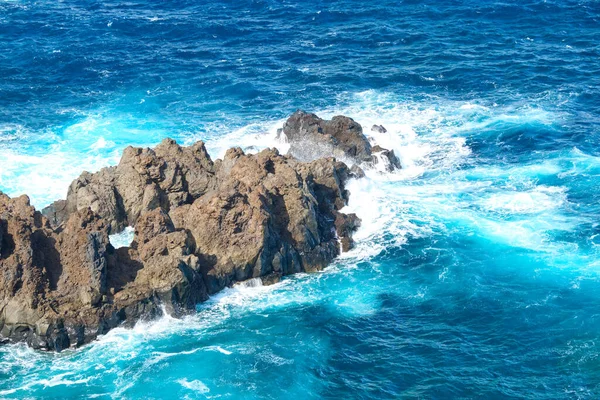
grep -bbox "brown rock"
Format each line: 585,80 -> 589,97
171,148 -> 355,292
0,130 -> 360,350
282,111 -> 401,170
371,145 -> 402,172
371,124 -> 387,133
42,139 -> 218,232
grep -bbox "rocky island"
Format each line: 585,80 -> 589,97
0,111 -> 400,351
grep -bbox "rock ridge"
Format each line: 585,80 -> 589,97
0,113 -> 374,350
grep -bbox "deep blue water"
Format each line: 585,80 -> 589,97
1,0 -> 600,398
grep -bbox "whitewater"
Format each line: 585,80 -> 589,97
1,0 -> 600,398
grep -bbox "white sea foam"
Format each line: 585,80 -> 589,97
308,91 -> 588,260
178,378 -> 210,393
146,345 -> 232,368
0,90 -> 575,262
109,226 -> 135,248
235,277 -> 263,288
0,369 -> 92,396
0,113 -> 161,208
36,373 -> 92,388
200,119 -> 289,159
213,346 -> 232,355
81,281 -> 293,358
0,141 -> 120,209
0,123 -> 26,142
90,136 -> 116,151
479,186 -> 567,215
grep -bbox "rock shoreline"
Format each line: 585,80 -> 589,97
0,111 -> 398,351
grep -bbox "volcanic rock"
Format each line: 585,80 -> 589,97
1,137 -> 360,350
281,110 -> 401,170
371,124 -> 387,133
43,139 -> 217,232
371,145 -> 402,172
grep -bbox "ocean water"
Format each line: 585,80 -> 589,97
1,0 -> 600,398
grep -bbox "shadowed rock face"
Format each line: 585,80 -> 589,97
1,133 -> 361,351
281,110 -> 401,171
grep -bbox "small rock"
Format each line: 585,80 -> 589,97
282,111 -> 400,170
371,124 -> 387,133
371,145 -> 402,172
261,273 -> 282,286
350,165 -> 366,179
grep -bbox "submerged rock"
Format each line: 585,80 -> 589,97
371,145 -> 402,172
1,136 -> 360,350
281,110 -> 401,170
371,124 -> 387,133
43,139 -> 217,233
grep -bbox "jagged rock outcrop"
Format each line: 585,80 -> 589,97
1,136 -> 360,351
170,148 -> 356,293
371,124 -> 387,134
43,139 -> 217,232
280,110 -> 401,171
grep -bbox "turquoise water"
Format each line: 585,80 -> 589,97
1,0 -> 600,398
